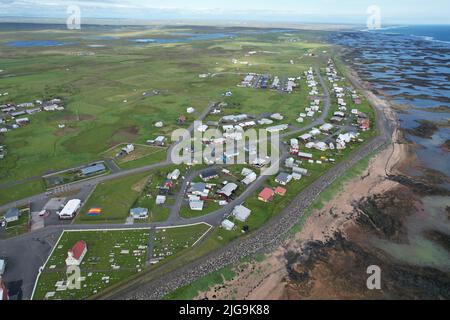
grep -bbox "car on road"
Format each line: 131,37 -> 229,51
38,210 -> 47,217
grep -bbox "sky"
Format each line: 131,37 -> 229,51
0,0 -> 449,25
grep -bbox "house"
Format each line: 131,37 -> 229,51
43,104 -> 58,111
122,144 -> 135,155
58,199 -> 81,220
156,196 -> 166,205
298,152 -> 313,160
270,113 -> 284,121
233,205 -> 252,222
167,169 -> 181,180
315,142 -> 328,151
266,124 -> 289,133
258,188 -> 275,203
292,173 -> 302,180
299,133 -> 312,142
275,186 -> 287,196
26,107 -> 41,115
275,172 -> 293,186
189,197 -> 204,211
0,259 -> 6,275
149,136 -> 166,146
320,123 -> 334,132
218,183 -> 238,199
197,124 -> 209,133
65,240 -> 87,266
80,163 -> 106,176
130,208 -> 149,219
10,111 -> 26,117
242,172 -> 257,185
221,219 -> 235,231
258,118 -> 273,125
15,117 -> 30,125
190,182 -> 209,197
200,169 -> 219,182
359,118 -> 370,131
4,208 -> 19,223
330,116 -> 344,123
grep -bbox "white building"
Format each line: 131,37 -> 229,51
167,169 -> 181,180
122,144 -> 135,154
58,199 -> 81,220
221,219 -> 235,231
65,240 -> 87,266
156,196 -> 167,205
266,124 -> 288,133
242,172 -> 257,185
233,205 -> 251,222
320,123 -> 334,132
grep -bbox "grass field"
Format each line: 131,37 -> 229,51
74,172 -> 151,224
102,144 -> 167,166
152,223 -> 212,263
32,229 -> 150,300
0,180 -> 45,206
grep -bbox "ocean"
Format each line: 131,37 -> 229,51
332,25 -> 450,271
333,25 -> 450,179
370,25 -> 450,43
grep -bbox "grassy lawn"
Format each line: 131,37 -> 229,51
152,223 -> 212,263
75,165 -> 186,224
0,180 -> 45,206
32,229 -> 150,300
118,149 -> 167,170
74,172 -> 151,224
179,201 -> 222,219
102,144 -> 167,167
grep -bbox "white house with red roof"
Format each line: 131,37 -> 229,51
65,240 -> 87,266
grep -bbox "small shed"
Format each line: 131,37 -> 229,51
221,219 -> 235,231
4,208 -> 19,223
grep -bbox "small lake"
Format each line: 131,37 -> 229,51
131,33 -> 232,44
5,40 -> 76,47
